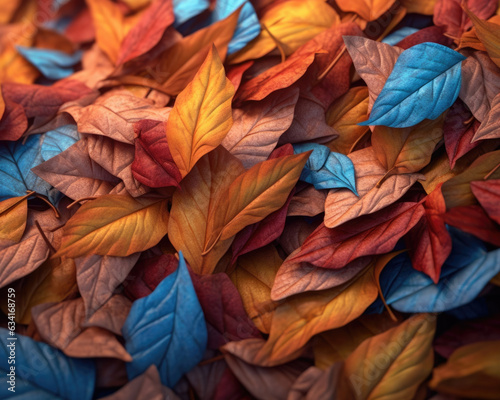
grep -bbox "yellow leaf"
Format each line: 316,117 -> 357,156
0,194 -> 29,242
166,46 -> 235,178
55,194 -> 169,258
168,147 -> 245,275
400,0 -> 436,15
157,9 -> 240,95
229,0 -> 339,63
230,245 -> 282,333
429,340 -> 500,399
464,4 -> 500,69
0,0 -> 21,24
339,314 -> 436,400
206,151 -> 310,247
86,0 -> 126,63
326,87 -> 370,155
336,0 -> 397,22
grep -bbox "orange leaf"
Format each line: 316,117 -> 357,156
166,46 -> 235,177
336,0 -> 397,22
0,194 -> 29,242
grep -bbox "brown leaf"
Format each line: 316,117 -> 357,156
472,92 -> 500,142
324,147 -> 424,228
76,253 -> 139,319
83,294 -> 132,335
222,88 -> 299,168
288,364 -> 342,400
287,185 -> 328,217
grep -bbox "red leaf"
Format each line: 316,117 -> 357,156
471,179 -> 500,224
0,96 -> 27,141
131,119 -> 181,188
286,201 -> 424,269
397,26 -> 453,49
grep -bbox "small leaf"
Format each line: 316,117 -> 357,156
16,46 -> 82,80
360,42 -> 465,128
166,46 -> 234,177
122,252 -> 207,387
55,194 -> 169,258
173,0 -> 209,25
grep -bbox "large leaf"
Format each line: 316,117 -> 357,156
168,147 -> 244,274
324,147 -> 424,228
338,314 -> 436,400
166,46 -> 234,177
122,252 -> 207,387
55,194 -> 169,258
0,328 -> 95,400
360,42 -> 465,128
472,92 -> 500,141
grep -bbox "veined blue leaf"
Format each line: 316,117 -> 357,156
359,42 -> 465,128
0,135 -> 52,201
0,329 -> 95,400
122,252 -> 207,387
40,125 -> 80,162
293,143 -> 357,194
379,227 -> 500,312
16,46 -> 82,80
382,27 -> 419,46
209,0 -> 260,54
173,0 -> 209,26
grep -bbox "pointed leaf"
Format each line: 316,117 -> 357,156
122,252 -> 207,387
360,43 -> 465,127
472,92 -> 500,141
336,0 -> 396,21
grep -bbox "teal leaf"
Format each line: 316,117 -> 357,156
16,46 -> 82,80
0,329 -> 95,400
359,42 -> 465,128
122,252 -> 207,387
293,143 -> 357,194
173,0 -> 209,26
40,125 -> 80,162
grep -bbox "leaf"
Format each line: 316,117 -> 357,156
206,151 -> 310,245
248,254 -> 395,366
76,253 -> 140,318
343,36 -> 403,111
122,252 -> 207,387
230,0 -> 339,63
235,43 -> 324,102
338,314 -> 436,400
168,147 -> 244,274
32,139 -> 121,200
288,364 -> 342,400
230,245 -> 282,334
382,27 -> 419,45
0,134 -> 52,201
0,194 -> 28,242
429,340 -> 500,398
336,0 -> 396,21
208,0 -> 260,54
116,0 -> 174,65
441,150 -> 500,208
16,46 -> 82,80
293,143 -> 357,193
83,294 -> 132,335
380,228 -> 500,312
371,113 -> 444,177
287,185 -> 328,217
472,92 -> 500,141
326,86 -> 370,155
0,328 -> 95,400
131,119 -> 181,188
173,0 -> 209,25
166,46 -> 234,177
459,52 -> 500,122
443,100 -> 482,169
86,0 -> 125,63
101,365 -> 179,400
222,88 -> 299,168
40,124 -> 80,162
55,194 -> 169,258
360,43 -> 465,128
471,179 -> 500,224
324,147 -> 424,228
0,208 -> 58,288
463,4 -> 500,69
287,202 -> 424,269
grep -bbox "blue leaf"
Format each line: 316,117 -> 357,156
293,143 -> 357,194
0,329 -> 95,400
0,135 -> 52,201
381,27 -> 419,46
40,125 -> 80,162
209,0 -> 260,54
122,252 -> 207,387
359,42 -> 466,128
16,46 -> 82,80
173,0 -> 210,26
380,228 -> 500,312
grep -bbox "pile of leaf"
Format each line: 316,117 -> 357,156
1,0 -> 500,398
